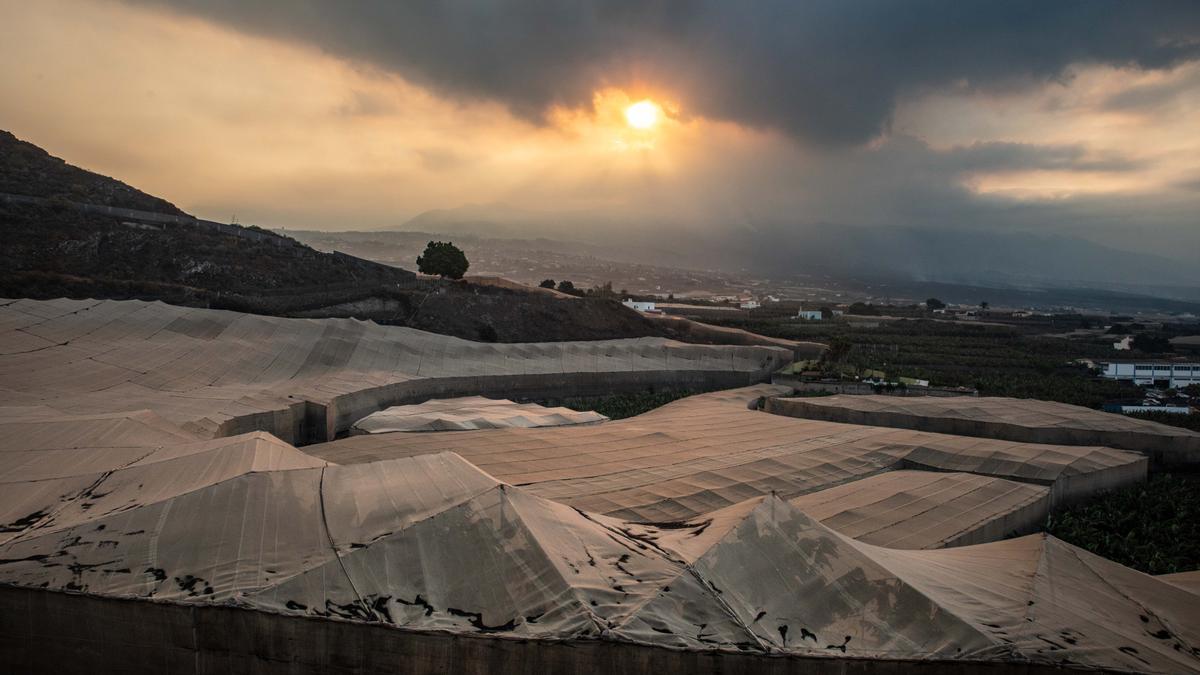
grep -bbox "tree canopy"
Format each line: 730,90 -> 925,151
847,302 -> 879,316
416,241 -> 469,279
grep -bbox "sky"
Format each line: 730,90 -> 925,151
2,0 -> 1199,273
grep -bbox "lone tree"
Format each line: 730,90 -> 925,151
416,241 -> 469,279
925,297 -> 945,310
556,280 -> 577,294
539,279 -> 556,289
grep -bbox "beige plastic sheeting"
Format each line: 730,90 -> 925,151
352,396 -> 607,433
0,453 -> 496,601
309,386 -> 1147,522
0,428 -> 327,545
765,394 -> 1200,468
1,453 -> 1195,673
789,470 -> 1050,549
0,298 -> 789,441
1159,570 -> 1200,596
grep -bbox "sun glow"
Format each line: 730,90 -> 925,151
624,100 -> 660,129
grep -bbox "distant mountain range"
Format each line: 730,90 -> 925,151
395,203 -> 1200,302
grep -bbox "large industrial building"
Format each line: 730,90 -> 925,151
1,299 -> 1197,674
1099,360 -> 1200,388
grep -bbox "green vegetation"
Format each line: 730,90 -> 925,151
416,240 -> 469,279
702,316 -> 1142,408
847,302 -> 879,316
560,389 -> 695,420
1047,474 -> 1200,575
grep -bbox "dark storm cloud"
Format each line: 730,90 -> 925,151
128,0 -> 1200,144
933,141 -> 1143,174
1102,66 -> 1200,112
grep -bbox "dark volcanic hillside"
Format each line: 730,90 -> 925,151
0,131 -> 184,214
1,130 -> 418,301
0,130 -> 687,343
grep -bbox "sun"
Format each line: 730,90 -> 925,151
624,100 -> 660,129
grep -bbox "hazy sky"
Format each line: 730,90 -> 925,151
2,0 -> 1199,262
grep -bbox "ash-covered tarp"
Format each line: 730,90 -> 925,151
0,298 -> 789,441
764,395 -> 1200,468
0,451 -> 1195,673
309,386 -> 1147,521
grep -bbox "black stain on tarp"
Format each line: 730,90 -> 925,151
0,553 -> 50,565
0,509 -> 49,532
753,611 -> 766,623
1118,645 -> 1152,666
825,634 -> 854,648
395,594 -> 435,616
777,624 -> 788,644
326,600 -> 373,621
1036,635 -> 1066,651
174,574 -> 213,596
613,553 -> 636,578
446,607 -> 518,633
144,567 -> 167,581
370,595 -> 394,623
800,627 -> 817,642
286,600 -> 308,611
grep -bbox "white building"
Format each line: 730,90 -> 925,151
740,300 -> 761,310
1099,361 -> 1200,388
622,300 -> 657,312
797,310 -> 823,320
1102,399 -> 1192,415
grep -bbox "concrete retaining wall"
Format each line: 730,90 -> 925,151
0,585 -> 1070,675
218,367 -> 784,445
764,397 -> 1198,470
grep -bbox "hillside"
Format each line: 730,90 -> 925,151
0,130 -> 184,214
0,131 -> 694,343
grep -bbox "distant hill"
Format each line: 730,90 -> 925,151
397,201 -> 1200,302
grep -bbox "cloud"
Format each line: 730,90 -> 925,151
127,0 -> 1200,145
4,0 -> 1197,285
